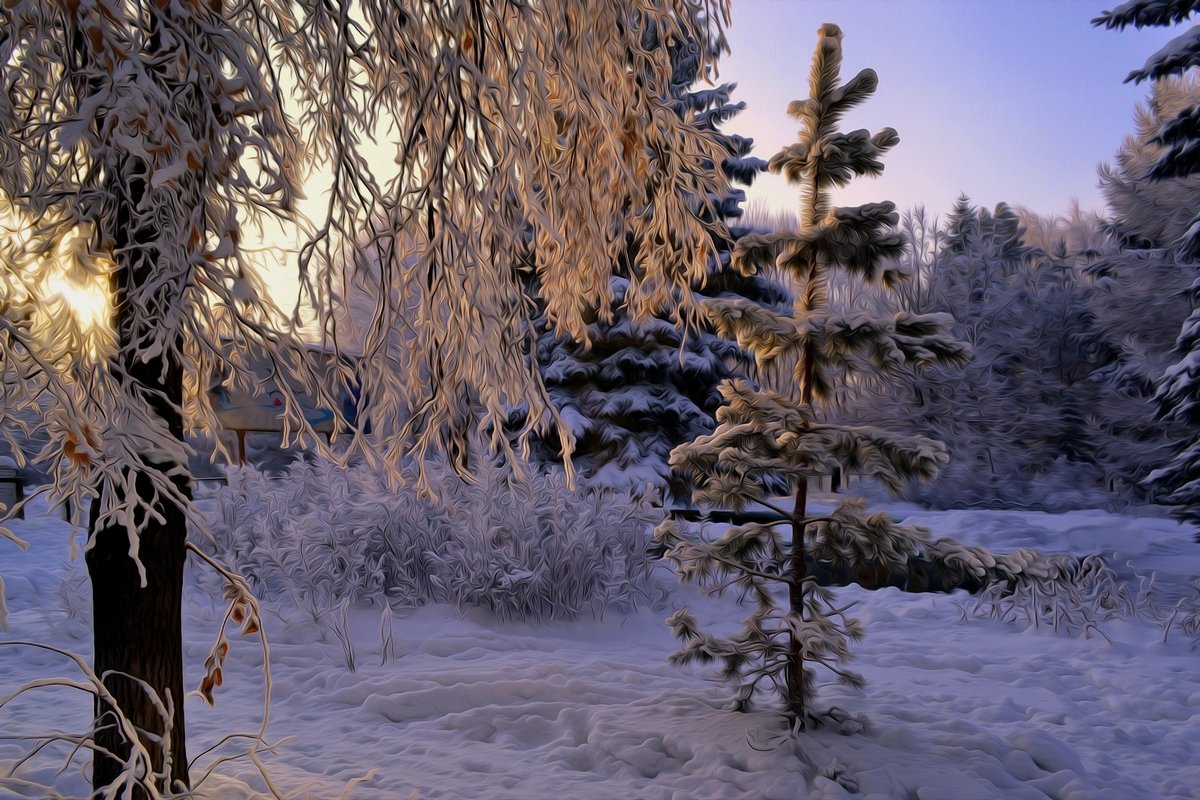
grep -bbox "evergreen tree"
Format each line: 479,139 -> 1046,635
1095,2 -> 1200,179
845,194 -> 1194,509
852,202 -> 1127,509
1148,305 -> 1200,527
655,25 -> 968,725
1099,75 -> 1200,252
1097,2 -> 1200,524
1087,112 -> 1196,499
529,30 -> 788,499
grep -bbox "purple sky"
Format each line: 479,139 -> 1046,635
721,0 -> 1181,218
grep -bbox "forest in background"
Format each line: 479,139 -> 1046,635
525,70 -> 1200,516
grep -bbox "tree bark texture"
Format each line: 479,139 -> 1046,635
86,472 -> 189,796
84,152 -> 191,795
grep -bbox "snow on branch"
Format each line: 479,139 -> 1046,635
1093,0 -> 1196,31
0,0 -> 739,544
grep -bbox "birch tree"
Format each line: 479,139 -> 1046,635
0,0 -> 732,793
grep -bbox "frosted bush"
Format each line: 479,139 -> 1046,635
196,457 -> 662,623
961,554 -> 1130,642
1170,582 -> 1200,649
958,553 -> 1200,649
1128,571 -> 1200,650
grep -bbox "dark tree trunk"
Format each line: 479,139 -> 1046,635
65,1 -> 206,794
84,164 -> 191,797
787,229 -> 819,719
786,478 -> 809,720
86,471 -> 189,796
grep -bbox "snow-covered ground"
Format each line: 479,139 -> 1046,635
2,495 -> 1198,799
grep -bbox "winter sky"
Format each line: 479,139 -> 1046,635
723,0 -> 1181,218
259,1 -> 1182,313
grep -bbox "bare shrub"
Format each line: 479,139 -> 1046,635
198,457 -> 663,624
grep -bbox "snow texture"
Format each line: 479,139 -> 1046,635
2,494 -> 1199,799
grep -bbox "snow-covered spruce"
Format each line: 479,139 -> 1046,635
525,26 -> 787,500
1096,4 -> 1200,524
657,24 -> 975,727
829,189 -> 1199,511
1094,2 -> 1200,189
853,201 -> 1109,509
1148,297 -> 1200,534
1099,73 -> 1200,256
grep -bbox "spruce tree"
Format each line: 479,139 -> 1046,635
1095,2 -> 1200,187
1097,2 -> 1200,525
872,202 -> 1111,508
1098,74 -> 1200,253
528,30 -> 788,499
1087,87 -> 1199,497
656,24 -> 968,725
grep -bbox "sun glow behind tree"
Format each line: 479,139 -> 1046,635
1,212 -> 113,360
43,269 -> 111,333
0,1 -> 739,793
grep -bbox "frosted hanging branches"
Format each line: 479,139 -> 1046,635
0,0 -> 736,530
280,0 -> 738,474
0,0 -> 313,548
0,1 -> 737,792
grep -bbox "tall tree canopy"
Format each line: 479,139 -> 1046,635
0,0 -> 733,793
526,30 -> 787,499
1099,74 -> 1200,252
1095,1 -> 1200,178
1097,0 -> 1200,528
1095,0 -> 1200,257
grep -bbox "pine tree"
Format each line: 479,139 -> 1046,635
884,203 -> 1112,507
1099,74 -> 1200,253
1085,269 -> 1192,499
852,196 -> 1192,509
1095,2 -> 1200,183
655,24 -> 967,725
1095,1 -> 1200,258
528,29 -> 788,499
1148,306 -> 1200,527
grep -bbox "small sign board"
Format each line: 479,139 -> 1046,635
206,350 -> 359,463
0,460 -> 23,520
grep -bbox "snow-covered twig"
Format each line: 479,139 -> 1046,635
0,641 -> 172,799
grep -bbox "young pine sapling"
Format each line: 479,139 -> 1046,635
657,23 -> 972,728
